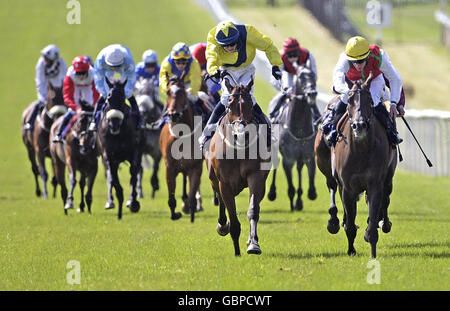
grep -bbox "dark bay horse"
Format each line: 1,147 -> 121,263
134,77 -> 163,200
206,75 -> 270,256
50,100 -> 98,214
21,83 -> 66,198
317,75 -> 397,258
159,73 -> 203,222
97,79 -> 142,220
267,66 -> 318,211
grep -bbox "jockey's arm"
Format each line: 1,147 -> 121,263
247,25 -> 282,67
306,53 -> 318,81
35,58 -> 48,103
63,75 -> 77,111
205,28 -> 221,76
379,50 -> 403,109
124,62 -> 136,99
158,58 -> 171,94
187,60 -> 202,95
332,53 -> 351,101
94,58 -> 107,98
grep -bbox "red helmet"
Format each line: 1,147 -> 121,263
192,43 -> 207,67
283,37 -> 300,53
72,56 -> 90,72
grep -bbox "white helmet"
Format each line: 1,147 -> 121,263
142,49 -> 158,64
105,46 -> 124,67
41,44 -> 60,61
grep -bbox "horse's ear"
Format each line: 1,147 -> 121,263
106,77 -> 113,89
246,75 -> 254,90
224,78 -> 233,93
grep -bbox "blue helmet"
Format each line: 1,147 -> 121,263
215,21 -> 239,46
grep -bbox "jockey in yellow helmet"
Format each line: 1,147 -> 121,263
199,20 -> 282,149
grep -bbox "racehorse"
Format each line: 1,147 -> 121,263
50,100 -> 98,214
316,74 -> 397,258
267,66 -> 317,211
159,72 -> 203,222
134,77 -> 163,200
21,83 -> 67,199
96,78 -> 142,220
206,75 -> 270,256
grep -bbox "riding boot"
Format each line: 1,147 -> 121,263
128,95 -> 145,130
198,103 -> 226,149
25,100 -> 44,132
253,103 -> 272,147
373,104 -> 403,146
268,94 -> 286,121
311,100 -> 322,126
53,110 -> 75,143
88,96 -> 106,132
321,100 -> 347,146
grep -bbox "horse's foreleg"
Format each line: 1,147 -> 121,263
267,168 -> 277,201
105,165 -> 115,210
166,166 -> 181,220
306,157 -> 317,201
128,153 -> 141,213
327,176 -> 340,234
379,167 -> 395,234
78,174 -> 86,213
136,165 -> 143,199
246,172 -> 265,255
219,181 -> 241,256
365,187 -> 382,258
85,165 -> 97,214
26,145 -> 41,197
53,158 -> 67,215
65,167 -> 76,211
109,163 -> 123,220
37,152 -> 48,199
342,188 -> 358,256
295,161 -> 304,211
181,173 -> 189,214
216,192 -> 229,236
282,158 -> 295,211
187,166 -> 202,223
151,153 -> 161,198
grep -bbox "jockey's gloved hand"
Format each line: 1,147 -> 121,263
220,70 -> 228,79
272,66 -> 282,80
212,70 -> 221,81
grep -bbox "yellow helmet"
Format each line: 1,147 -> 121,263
171,42 -> 191,60
345,36 -> 370,61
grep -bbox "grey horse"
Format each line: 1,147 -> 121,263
267,66 -> 318,211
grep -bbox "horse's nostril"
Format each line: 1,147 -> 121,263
351,123 -> 357,130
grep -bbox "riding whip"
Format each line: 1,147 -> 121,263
401,116 -> 433,167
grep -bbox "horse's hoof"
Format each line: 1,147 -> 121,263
171,212 -> 182,220
105,202 -> 115,210
126,199 -> 132,208
327,219 -> 340,234
267,189 -> 276,201
77,208 -> 84,213
213,196 -> 219,206
379,220 -> 392,233
308,188 -> 317,200
247,243 -> 262,255
130,201 -> 140,213
196,205 -> 204,212
64,203 -> 74,210
294,199 -> 303,211
182,203 -> 190,215
64,209 -> 68,215
217,222 -> 230,236
347,248 -> 357,256
36,189 -> 41,197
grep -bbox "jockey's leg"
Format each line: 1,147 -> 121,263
373,104 -> 403,146
321,99 -> 347,146
25,100 -> 44,132
88,96 -> 106,132
198,102 -> 226,149
268,92 -> 286,120
310,99 -> 322,124
53,109 -> 76,143
128,95 -> 145,130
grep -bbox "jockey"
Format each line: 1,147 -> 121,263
321,36 -> 405,146
135,49 -> 160,86
52,56 -> 99,143
268,37 -> 321,122
199,20 -> 282,149
25,44 -> 67,132
190,42 -> 221,117
159,42 -> 208,122
88,44 -> 143,132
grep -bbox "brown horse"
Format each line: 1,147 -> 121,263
206,75 -> 271,256
50,100 -> 98,215
21,83 -> 67,198
159,73 -> 203,222
316,75 -> 397,258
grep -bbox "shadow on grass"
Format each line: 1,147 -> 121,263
266,250 -> 354,260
